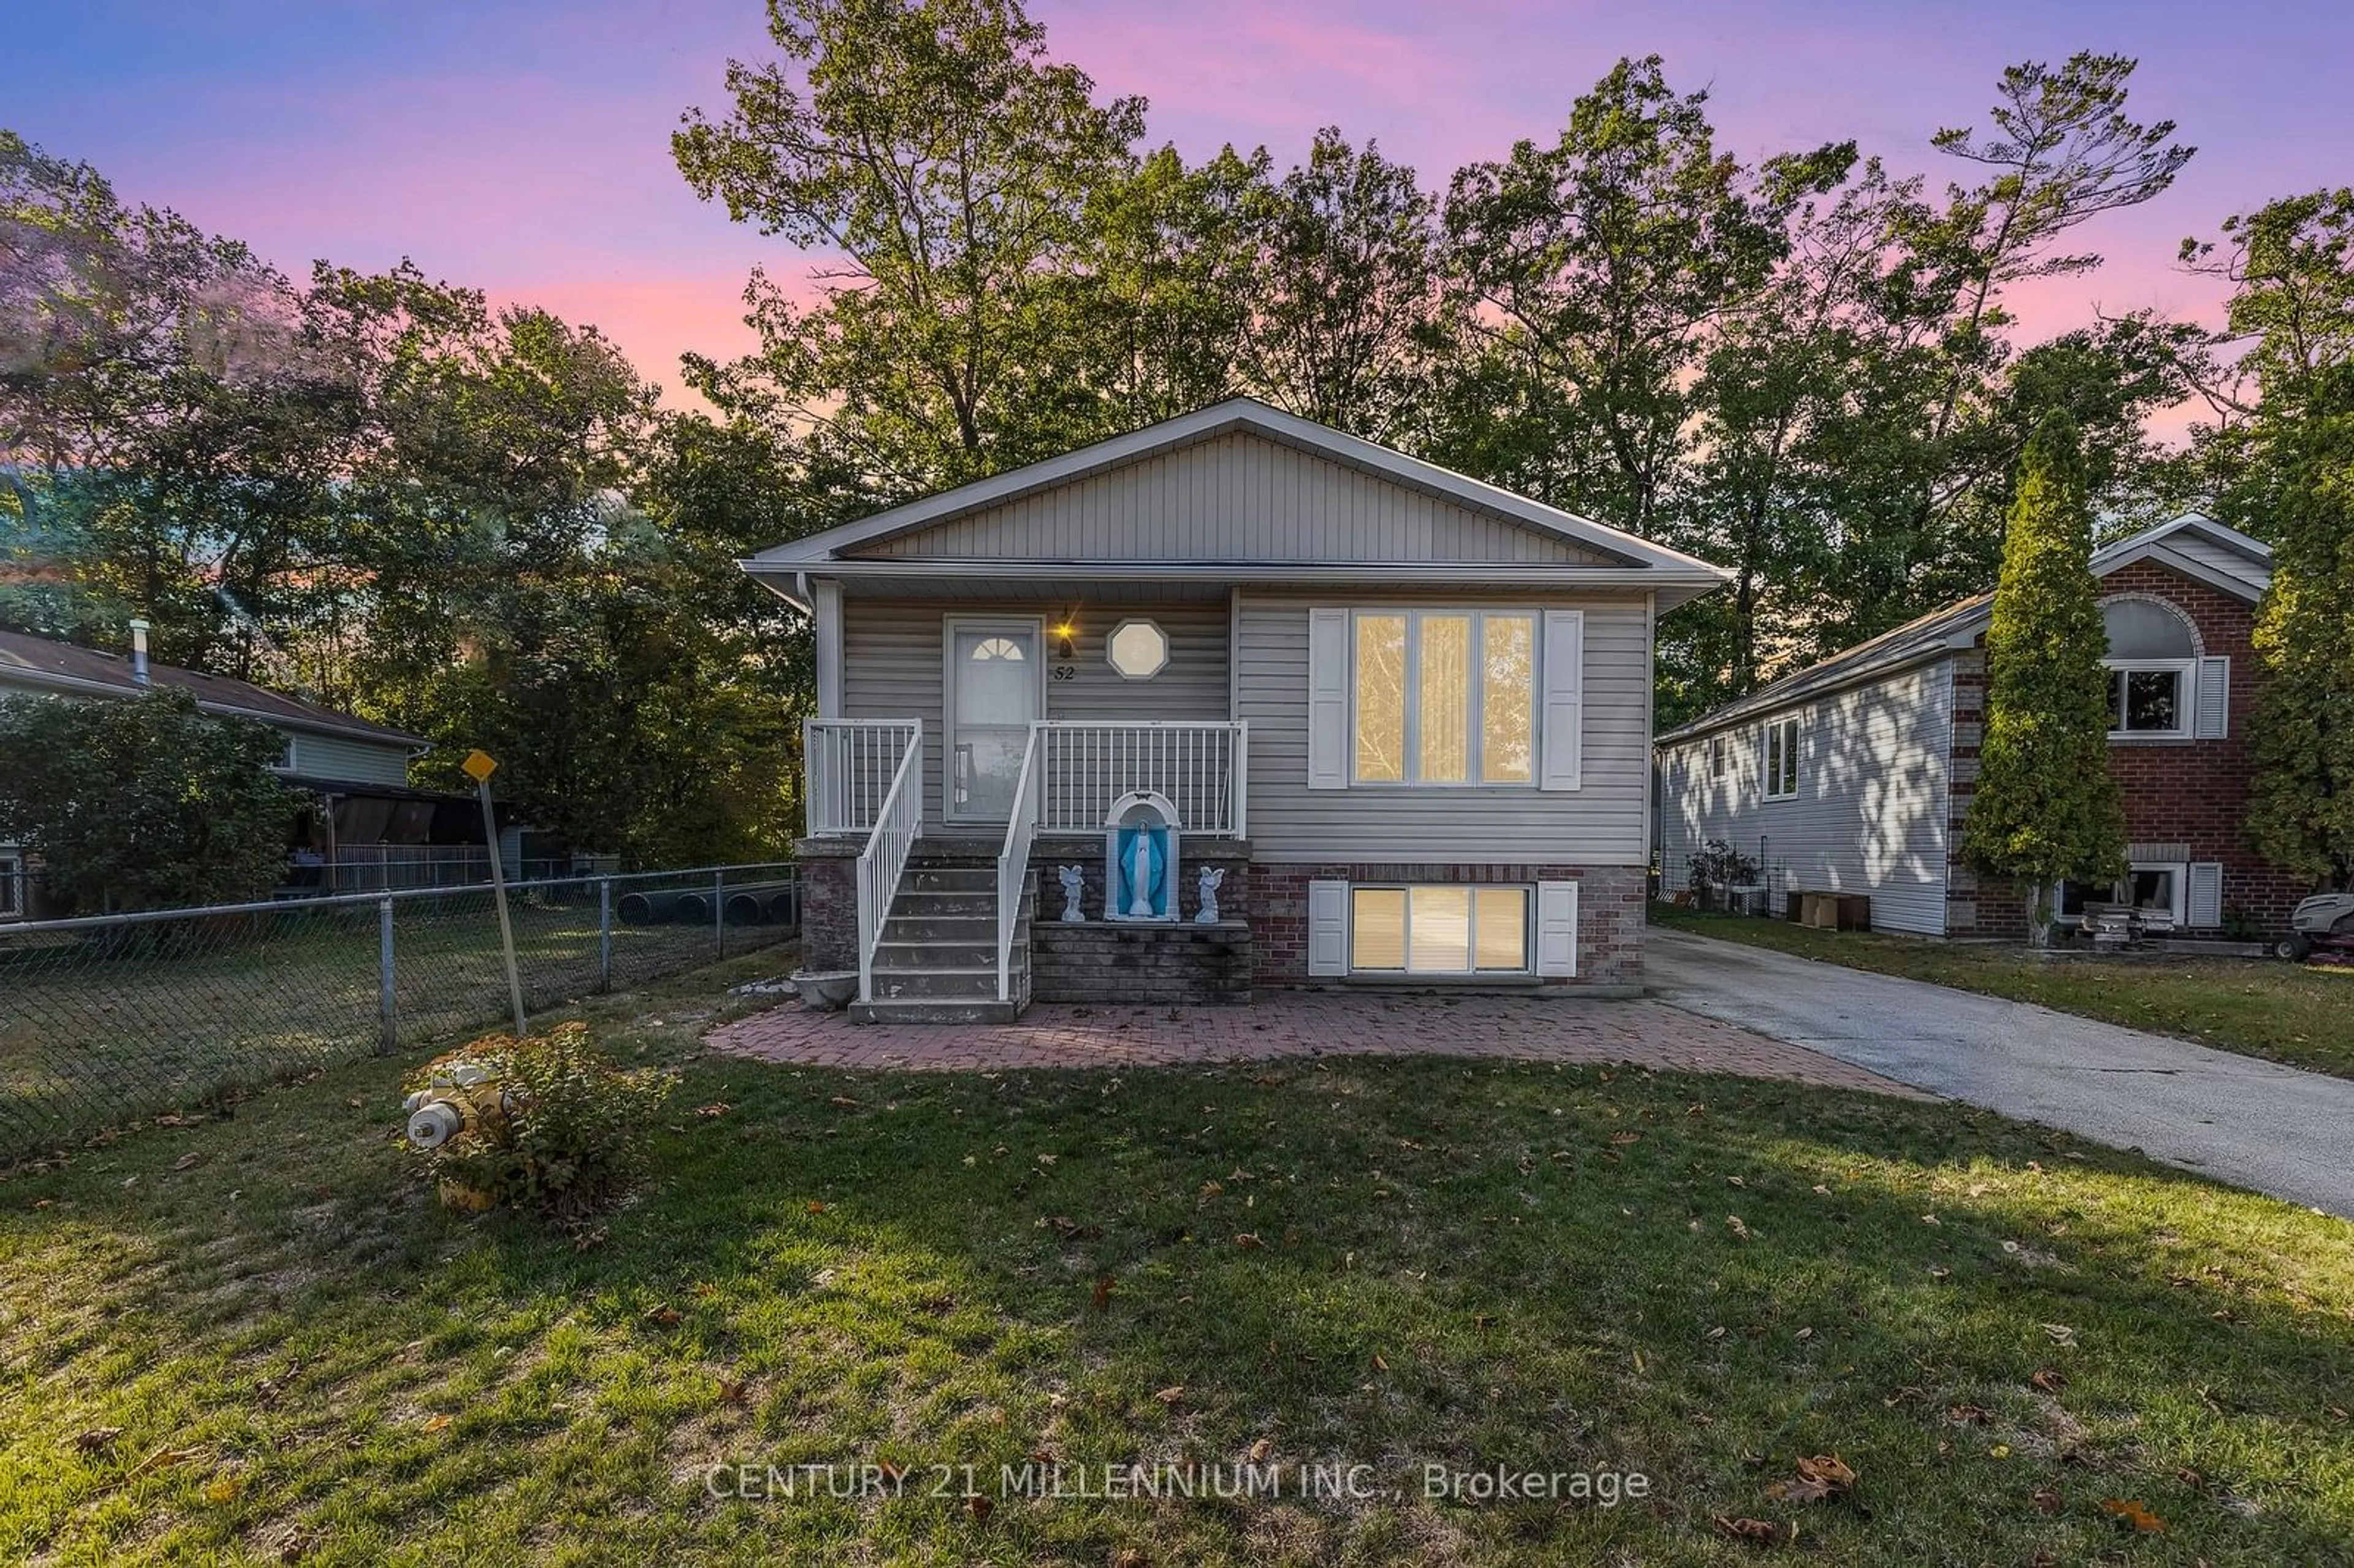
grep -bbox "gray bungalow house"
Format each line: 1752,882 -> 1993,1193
744,398 -> 1727,1020
1655,516 -> 2309,942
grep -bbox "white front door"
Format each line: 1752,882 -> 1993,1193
945,620 -> 1042,823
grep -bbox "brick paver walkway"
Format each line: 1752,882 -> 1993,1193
706,992 -> 1925,1096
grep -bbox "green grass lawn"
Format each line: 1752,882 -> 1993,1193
1652,904 -> 2354,1083
4,957 -> 2352,1564
0,891 -> 791,1156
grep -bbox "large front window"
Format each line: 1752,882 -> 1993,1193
1349,885 -> 1531,973
1352,611 -> 1535,785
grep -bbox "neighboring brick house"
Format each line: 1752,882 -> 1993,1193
1656,516 -> 2309,942
743,397 -> 1729,1019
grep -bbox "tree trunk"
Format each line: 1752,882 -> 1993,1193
2025,886 -> 2052,950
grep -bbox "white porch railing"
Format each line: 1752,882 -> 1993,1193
1034,721 -> 1247,836
855,718 -> 924,1002
995,728 -> 1043,1003
806,718 -> 921,835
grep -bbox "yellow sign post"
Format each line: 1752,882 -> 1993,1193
466,751 -> 528,1037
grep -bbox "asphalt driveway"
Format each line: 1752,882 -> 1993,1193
1648,927 -> 2354,1219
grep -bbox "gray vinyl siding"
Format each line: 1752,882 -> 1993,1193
1657,660 -> 1955,935
845,432 -> 1617,566
290,730 -> 413,786
840,598 -> 1232,830
1235,591 -> 1651,866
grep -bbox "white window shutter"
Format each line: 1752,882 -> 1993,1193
1307,608 -> 1349,790
1307,878 -> 1348,975
2193,657 -> 2230,739
1534,880 -> 1579,976
1539,610 -> 1585,792
2187,862 -> 2224,927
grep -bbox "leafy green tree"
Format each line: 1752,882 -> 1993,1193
674,0 -> 1147,494
0,690 -> 302,912
2245,365 -> 2354,888
1442,56 -> 1848,541
1958,412 -> 2126,943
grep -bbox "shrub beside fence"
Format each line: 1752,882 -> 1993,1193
0,862 -> 799,1159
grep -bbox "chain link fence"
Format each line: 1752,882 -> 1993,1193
0,862 -> 800,1159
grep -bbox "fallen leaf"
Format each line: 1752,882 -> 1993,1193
1725,1215 -> 1753,1241
172,1152 -> 203,1171
1247,1437 -> 1271,1463
2041,1323 -> 2078,1347
967,1493 -> 994,1522
204,1474 -> 242,1503
71,1426 -> 122,1453
1371,1352 -> 1390,1373
1948,1403 -> 1992,1425
719,1378 -> 748,1405
1234,1232 -> 1263,1249
1712,1515 -> 1789,1543
2099,1498 -> 2167,1534
2031,1368 -> 2067,1393
2032,1487 -> 2063,1514
1092,1275 -> 1115,1312
1988,1443 -> 2012,1459
693,1103 -> 730,1119
1609,1132 -> 1642,1146
645,1305 -> 682,1326
421,1414 -> 452,1433
805,1200 -> 828,1215
1153,1385 -> 1186,1406
828,1095 -> 861,1108
1928,1265 -> 1952,1281
1035,1152 -> 1058,1165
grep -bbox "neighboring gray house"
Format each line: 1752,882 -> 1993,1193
746,398 -> 1727,1019
1654,516 -> 2309,941
0,626 -> 439,915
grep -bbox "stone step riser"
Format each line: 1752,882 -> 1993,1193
850,999 -> 1025,1024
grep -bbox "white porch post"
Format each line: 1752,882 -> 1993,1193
813,577 -> 844,720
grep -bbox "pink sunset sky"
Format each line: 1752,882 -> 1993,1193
15,0 -> 2350,421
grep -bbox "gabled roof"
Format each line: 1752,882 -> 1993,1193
0,629 -> 425,748
742,398 -> 1730,606
1654,515 -> 2272,746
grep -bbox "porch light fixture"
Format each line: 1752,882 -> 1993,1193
1107,618 -> 1168,680
1052,620 -> 1078,658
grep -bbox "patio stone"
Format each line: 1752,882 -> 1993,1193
705,990 -> 1926,1096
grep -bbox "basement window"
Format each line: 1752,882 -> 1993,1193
1349,885 -> 1529,974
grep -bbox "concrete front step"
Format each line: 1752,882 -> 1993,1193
874,938 -> 1023,970
849,997 -> 1027,1024
867,965 -> 1011,1000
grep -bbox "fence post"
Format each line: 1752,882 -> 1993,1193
714,870 -> 726,959
376,896 -> 396,1056
597,878 -> 613,994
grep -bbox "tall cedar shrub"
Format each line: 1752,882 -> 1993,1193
1959,411 -> 2127,941
2246,364 -> 2354,888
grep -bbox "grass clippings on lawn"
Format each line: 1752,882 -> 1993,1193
2,959 -> 2351,1564
1653,904 -> 2354,1083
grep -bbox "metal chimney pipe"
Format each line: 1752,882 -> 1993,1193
128,618 -> 151,685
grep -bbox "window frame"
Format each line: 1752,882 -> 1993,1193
1708,734 -> 1728,778
2060,860 -> 2189,926
1347,882 -> 1532,975
1762,716 -> 1801,800
0,848 -> 21,919
1105,617 -> 1169,680
268,734 -> 297,772
1347,608 -> 1539,788
2104,658 -> 2194,740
